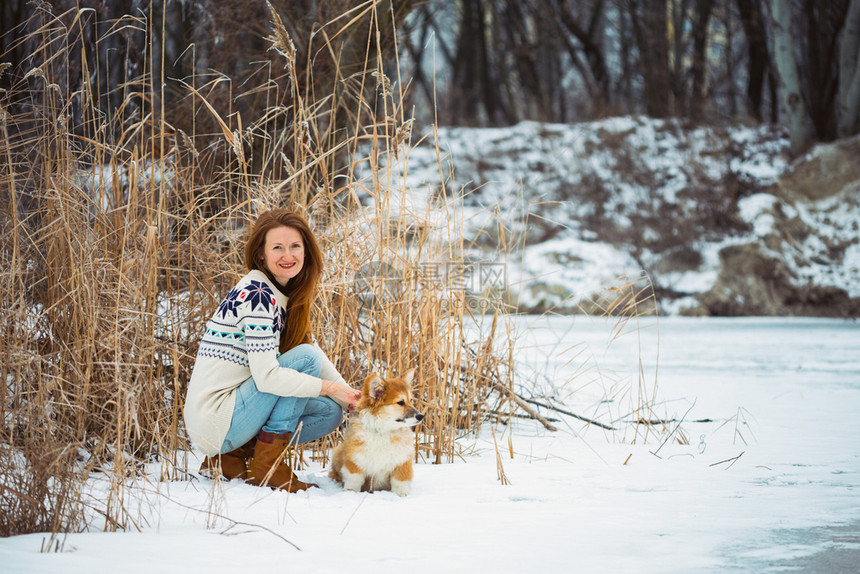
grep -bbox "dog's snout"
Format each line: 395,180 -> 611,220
415,413 -> 424,422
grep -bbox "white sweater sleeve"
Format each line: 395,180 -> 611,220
317,347 -> 346,385
239,285 -> 323,398
316,345 -> 350,410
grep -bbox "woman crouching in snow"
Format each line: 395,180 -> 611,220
184,209 -> 361,492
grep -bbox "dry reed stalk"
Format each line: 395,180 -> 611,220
1,1 -> 519,538
585,272 -> 678,445
1,0 -> 672,543
491,426 -> 510,485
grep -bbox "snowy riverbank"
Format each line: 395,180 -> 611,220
2,316 -> 858,573
374,119 -> 860,317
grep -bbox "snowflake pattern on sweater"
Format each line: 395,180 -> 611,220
199,278 -> 286,366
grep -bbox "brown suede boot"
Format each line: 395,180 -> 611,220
199,439 -> 255,480
247,431 -> 316,492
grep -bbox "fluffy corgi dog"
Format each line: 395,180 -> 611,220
329,369 -> 423,496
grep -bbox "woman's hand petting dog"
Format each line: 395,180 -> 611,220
321,379 -> 362,407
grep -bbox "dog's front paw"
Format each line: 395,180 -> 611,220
341,470 -> 365,492
390,479 -> 410,497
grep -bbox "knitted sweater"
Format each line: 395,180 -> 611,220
183,269 -> 346,456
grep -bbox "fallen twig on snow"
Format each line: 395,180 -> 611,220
492,382 -> 558,432
709,452 -> 745,469
521,398 -> 616,431
633,417 -> 713,425
340,492 -> 370,535
140,484 -> 302,550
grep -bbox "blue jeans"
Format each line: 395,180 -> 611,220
220,344 -> 343,453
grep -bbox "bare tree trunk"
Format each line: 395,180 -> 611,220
499,0 -> 544,121
690,0 -> 715,120
450,0 -> 485,124
402,5 -> 438,113
736,0 -> 769,121
838,0 -> 860,137
450,0 -> 509,125
801,0 -> 848,141
671,0 -> 693,114
630,0 -> 673,118
772,0 -> 810,155
618,5 -> 635,114
725,2 -> 738,118
553,0 -> 611,111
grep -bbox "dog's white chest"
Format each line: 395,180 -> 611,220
350,424 -> 414,474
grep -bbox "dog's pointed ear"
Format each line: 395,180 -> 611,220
403,368 -> 415,387
365,374 -> 385,402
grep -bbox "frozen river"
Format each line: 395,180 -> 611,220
510,314 -> 860,572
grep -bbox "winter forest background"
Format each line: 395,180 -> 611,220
1,0 -> 860,556
5,1 -> 860,147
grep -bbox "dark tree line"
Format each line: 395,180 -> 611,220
2,0 -> 859,156
402,0 -> 860,153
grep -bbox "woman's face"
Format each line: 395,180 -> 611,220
261,225 -> 304,286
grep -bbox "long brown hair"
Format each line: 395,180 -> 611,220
244,209 -> 323,352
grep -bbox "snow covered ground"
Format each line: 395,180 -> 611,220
2,316 -> 858,573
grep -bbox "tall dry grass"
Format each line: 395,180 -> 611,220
1,1 -> 669,540
0,1 -> 519,537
